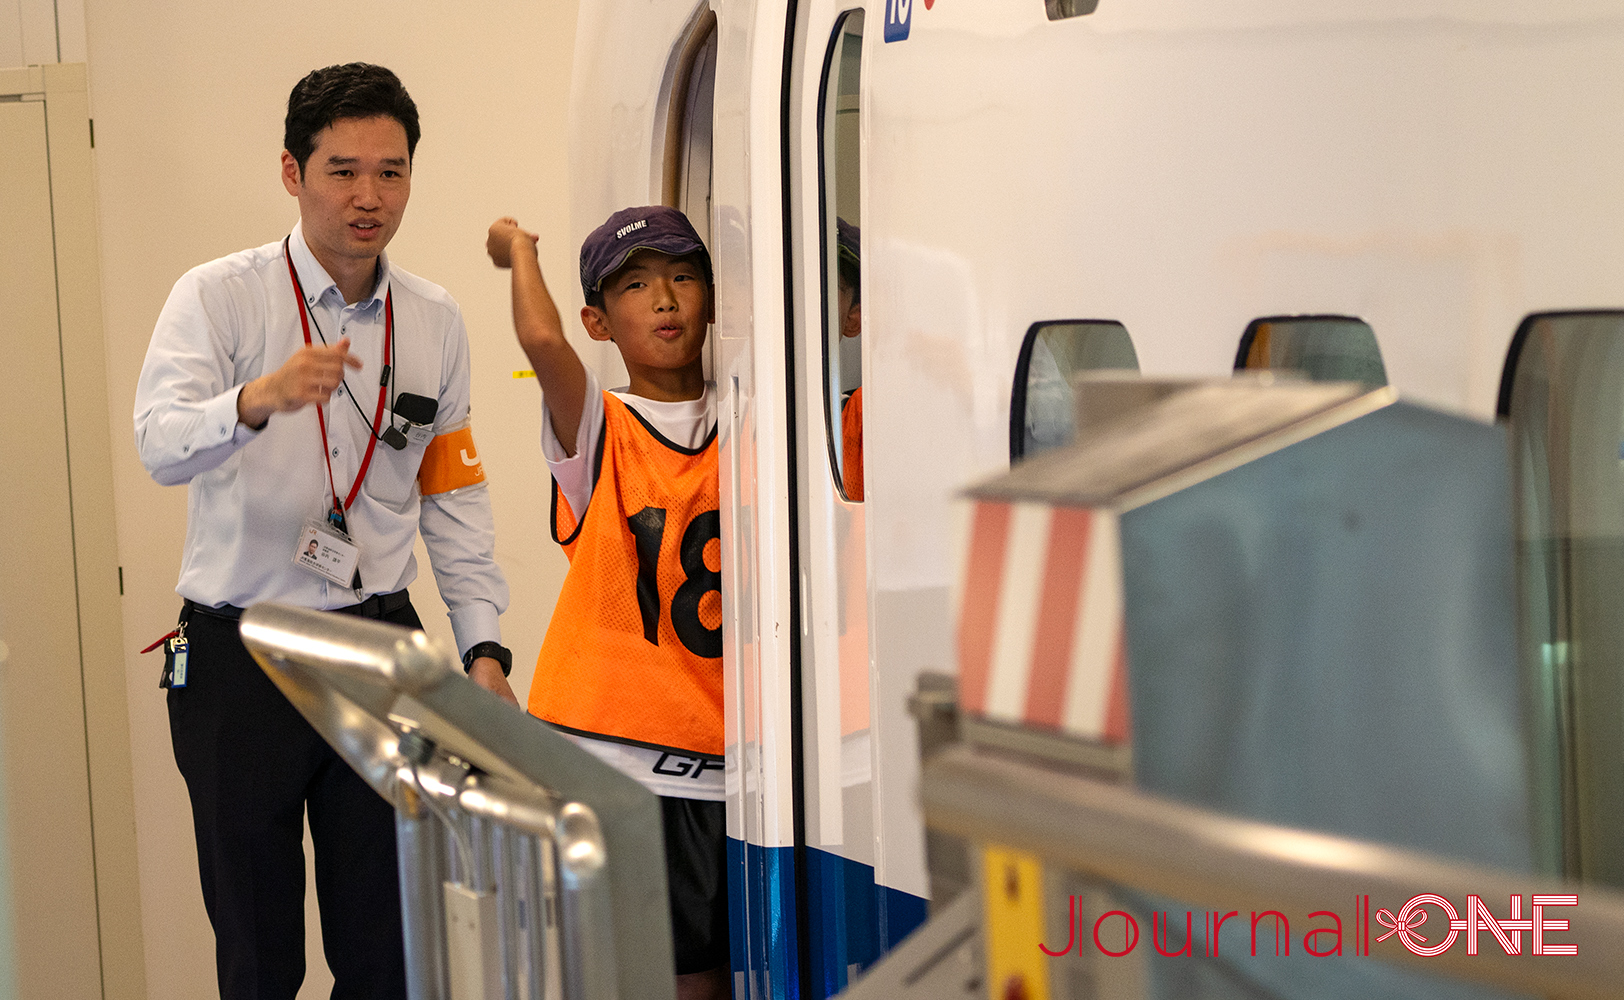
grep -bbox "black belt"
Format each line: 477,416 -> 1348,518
183,589 -> 412,622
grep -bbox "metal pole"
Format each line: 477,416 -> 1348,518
554,803 -> 617,1000
397,780 -> 449,1000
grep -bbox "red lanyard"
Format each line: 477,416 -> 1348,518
283,240 -> 393,517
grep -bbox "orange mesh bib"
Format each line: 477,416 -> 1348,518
528,392 -> 722,757
841,386 -> 864,501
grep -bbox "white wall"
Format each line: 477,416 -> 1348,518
81,1 -> 580,996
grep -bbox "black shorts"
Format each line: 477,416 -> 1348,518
660,796 -> 729,975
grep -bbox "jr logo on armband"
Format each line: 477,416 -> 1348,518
418,424 -> 485,495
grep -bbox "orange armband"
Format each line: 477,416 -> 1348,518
417,424 -> 486,495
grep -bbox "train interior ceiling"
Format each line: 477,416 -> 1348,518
10,0 -> 1624,999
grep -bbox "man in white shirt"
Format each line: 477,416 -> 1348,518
134,63 -> 513,1000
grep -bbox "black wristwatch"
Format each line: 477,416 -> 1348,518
462,641 -> 512,677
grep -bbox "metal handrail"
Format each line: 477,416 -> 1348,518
922,744 -> 1624,1000
240,603 -> 673,1000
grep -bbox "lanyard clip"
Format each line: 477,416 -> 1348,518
141,629 -> 179,655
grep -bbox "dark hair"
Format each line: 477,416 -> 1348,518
584,250 -> 713,310
284,63 -> 420,174
837,256 -> 860,304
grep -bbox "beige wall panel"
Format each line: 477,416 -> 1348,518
43,60 -> 148,1000
57,0 -> 86,62
0,97 -> 104,1000
82,1 -> 580,995
0,1 -> 22,66
18,0 -> 55,63
0,0 -> 89,67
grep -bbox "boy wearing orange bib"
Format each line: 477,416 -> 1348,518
487,206 -> 725,1000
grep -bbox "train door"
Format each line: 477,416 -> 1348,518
651,4 -> 804,998
575,3 -> 908,995
657,6 -> 722,394
785,5 -> 927,996
623,12 -> 806,996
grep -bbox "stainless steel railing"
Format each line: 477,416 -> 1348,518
922,744 -> 1624,1000
240,603 -> 674,1000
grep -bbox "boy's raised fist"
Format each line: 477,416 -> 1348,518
487,216 -> 539,269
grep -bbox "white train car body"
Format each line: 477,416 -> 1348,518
569,1 -> 1624,996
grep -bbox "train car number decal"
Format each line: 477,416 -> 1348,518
884,0 -> 912,42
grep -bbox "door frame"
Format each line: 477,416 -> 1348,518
0,61 -> 145,1000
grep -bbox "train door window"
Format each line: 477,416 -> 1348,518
1500,310 -> 1624,883
661,9 -> 716,235
1010,320 -> 1138,461
658,9 -> 717,379
1234,315 -> 1388,386
821,9 -> 865,500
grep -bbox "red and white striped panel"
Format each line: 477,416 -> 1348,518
953,500 -> 1130,744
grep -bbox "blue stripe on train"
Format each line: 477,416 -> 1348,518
727,840 -> 928,999
727,839 -> 799,999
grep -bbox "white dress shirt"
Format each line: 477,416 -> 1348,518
134,223 -> 507,656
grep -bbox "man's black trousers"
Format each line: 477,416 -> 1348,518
168,598 -> 422,1000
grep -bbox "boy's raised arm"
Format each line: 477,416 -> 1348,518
487,217 -> 589,454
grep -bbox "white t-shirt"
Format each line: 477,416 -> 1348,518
538,366 -> 722,799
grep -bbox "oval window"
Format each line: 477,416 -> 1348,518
1500,309 -> 1624,882
1010,320 -> 1139,461
1234,315 -> 1387,386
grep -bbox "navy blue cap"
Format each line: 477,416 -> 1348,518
579,205 -> 711,298
837,218 -> 860,268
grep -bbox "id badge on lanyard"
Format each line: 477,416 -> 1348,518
294,516 -> 362,587
282,239 -> 392,590
162,623 -> 188,689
